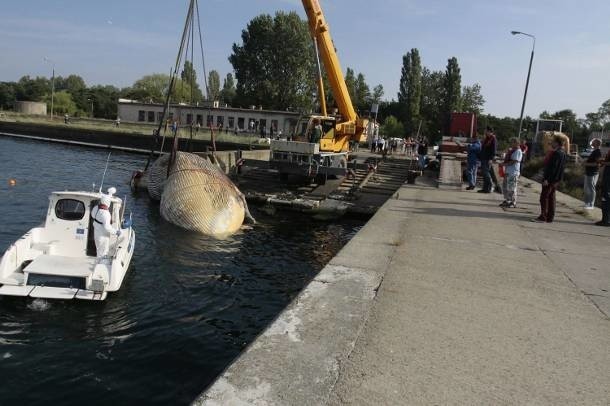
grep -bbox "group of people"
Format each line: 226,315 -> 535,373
460,127 -> 505,194
461,127 -> 610,226
526,134 -> 609,226
370,136 -> 429,170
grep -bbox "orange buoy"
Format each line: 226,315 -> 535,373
8,179 -> 16,186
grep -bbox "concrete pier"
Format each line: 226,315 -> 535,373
195,172 -> 610,405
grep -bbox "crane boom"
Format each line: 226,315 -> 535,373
269,0 -> 368,182
301,0 -> 357,123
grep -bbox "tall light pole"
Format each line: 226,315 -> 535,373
511,30 -> 535,140
43,57 -> 55,119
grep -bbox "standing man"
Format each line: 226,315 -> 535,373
91,192 -> 121,259
499,138 -> 523,208
417,137 -> 429,170
583,138 -> 602,209
457,134 -> 481,190
596,149 -> 610,226
533,134 -> 567,223
478,126 -> 497,193
310,118 -> 323,143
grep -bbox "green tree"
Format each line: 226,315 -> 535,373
461,83 -> 485,114
370,84 -> 384,105
398,48 -> 422,134
599,99 -> 610,131
181,61 -> 197,85
16,76 -> 49,101
220,73 -> 237,105
419,68 -> 444,139
56,74 -> 86,94
207,70 -> 221,101
88,85 -> 120,119
344,68 -> 356,105
442,57 -> 462,133
381,115 -> 405,138
180,61 -> 204,102
43,90 -> 77,115
0,82 -> 17,109
585,112 -> 602,131
480,114 -> 519,146
354,73 -> 370,112
125,73 -> 199,104
54,75 -> 88,111
342,68 -> 372,112
229,11 -> 315,110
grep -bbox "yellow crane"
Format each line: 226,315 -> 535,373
270,0 -> 368,182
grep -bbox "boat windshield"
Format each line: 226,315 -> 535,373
55,199 -> 86,221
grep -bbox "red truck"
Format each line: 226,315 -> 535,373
449,112 -> 477,138
439,112 -> 477,154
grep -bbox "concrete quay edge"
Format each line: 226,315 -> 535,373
194,173 -> 609,405
193,190 -> 409,405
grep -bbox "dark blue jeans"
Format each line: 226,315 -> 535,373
480,160 -> 492,192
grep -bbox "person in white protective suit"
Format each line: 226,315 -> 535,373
91,193 -> 121,259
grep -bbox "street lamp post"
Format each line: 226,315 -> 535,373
43,57 -> 55,119
511,30 -> 536,140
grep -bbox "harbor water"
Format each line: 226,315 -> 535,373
0,136 -> 363,405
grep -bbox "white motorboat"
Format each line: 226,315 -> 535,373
0,187 -> 135,301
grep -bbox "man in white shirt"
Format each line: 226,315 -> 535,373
499,138 -> 523,208
91,194 -> 121,259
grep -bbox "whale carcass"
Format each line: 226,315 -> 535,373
147,151 -> 254,238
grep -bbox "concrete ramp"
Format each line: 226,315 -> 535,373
438,156 -> 463,189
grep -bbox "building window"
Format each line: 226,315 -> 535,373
228,117 -> 235,128
186,114 -> 193,125
138,111 -> 145,122
271,119 -> 278,131
148,111 -> 155,122
157,112 -> 164,122
168,112 -> 174,121
216,116 -> 224,127
207,115 -> 214,127
196,114 -> 203,125
237,117 -> 245,130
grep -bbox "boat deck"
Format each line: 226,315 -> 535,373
25,255 -> 97,276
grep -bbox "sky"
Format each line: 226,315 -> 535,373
1,0 -> 609,119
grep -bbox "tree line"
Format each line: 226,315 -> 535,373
0,9 -> 608,149
378,49 -> 486,142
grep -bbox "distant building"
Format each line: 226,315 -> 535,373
117,99 -> 300,135
15,101 -> 47,116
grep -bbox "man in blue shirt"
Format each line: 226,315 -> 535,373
457,134 -> 481,190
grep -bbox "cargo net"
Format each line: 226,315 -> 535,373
149,152 -> 254,237
147,154 -> 171,201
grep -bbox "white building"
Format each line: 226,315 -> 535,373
117,99 -> 300,135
